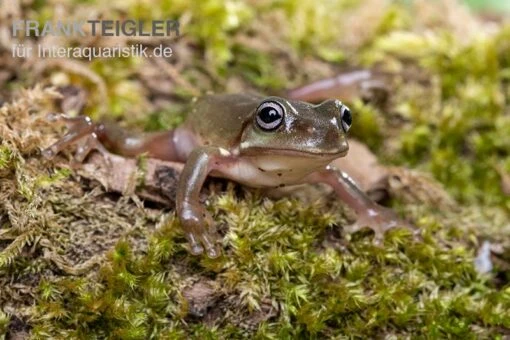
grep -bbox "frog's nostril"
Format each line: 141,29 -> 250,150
324,129 -> 339,145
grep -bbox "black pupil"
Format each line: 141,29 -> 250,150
259,106 -> 281,123
343,109 -> 352,126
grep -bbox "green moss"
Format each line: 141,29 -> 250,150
27,190 -> 510,338
0,146 -> 14,171
143,106 -> 186,132
231,45 -> 287,90
349,100 -> 385,152
0,310 -> 9,338
364,24 -> 510,206
88,58 -> 147,119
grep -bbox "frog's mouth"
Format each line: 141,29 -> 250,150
241,146 -> 348,158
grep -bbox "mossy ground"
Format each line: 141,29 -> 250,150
1,0 -> 510,338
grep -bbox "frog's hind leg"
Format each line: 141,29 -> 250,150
97,125 -> 185,162
73,133 -> 110,163
42,113 -> 109,161
42,113 -> 185,163
302,165 -> 417,245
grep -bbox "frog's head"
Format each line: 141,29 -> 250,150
240,96 -> 351,160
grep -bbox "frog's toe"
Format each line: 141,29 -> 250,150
350,205 -> 412,240
205,245 -> 220,259
73,133 -> 112,165
41,145 -> 58,159
190,243 -> 205,255
186,233 -> 204,255
353,206 -> 417,245
45,112 -> 92,127
45,112 -> 65,122
371,231 -> 385,247
43,113 -> 108,163
200,233 -> 221,259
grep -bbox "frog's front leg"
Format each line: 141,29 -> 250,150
177,146 -> 234,258
302,165 -> 412,243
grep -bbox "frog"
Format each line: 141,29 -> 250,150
42,93 -> 407,258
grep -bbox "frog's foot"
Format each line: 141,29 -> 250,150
42,113 -> 110,164
180,204 -> 221,258
350,205 -> 415,246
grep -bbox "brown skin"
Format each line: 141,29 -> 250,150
42,93 -> 406,258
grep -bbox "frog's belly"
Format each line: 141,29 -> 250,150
211,155 -> 331,188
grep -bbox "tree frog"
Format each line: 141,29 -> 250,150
42,94 -> 406,258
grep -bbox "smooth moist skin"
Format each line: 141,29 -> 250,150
43,94 -> 406,258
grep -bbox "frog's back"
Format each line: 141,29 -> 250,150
184,93 -> 263,148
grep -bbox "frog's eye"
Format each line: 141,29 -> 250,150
340,105 -> 352,132
256,101 -> 285,131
